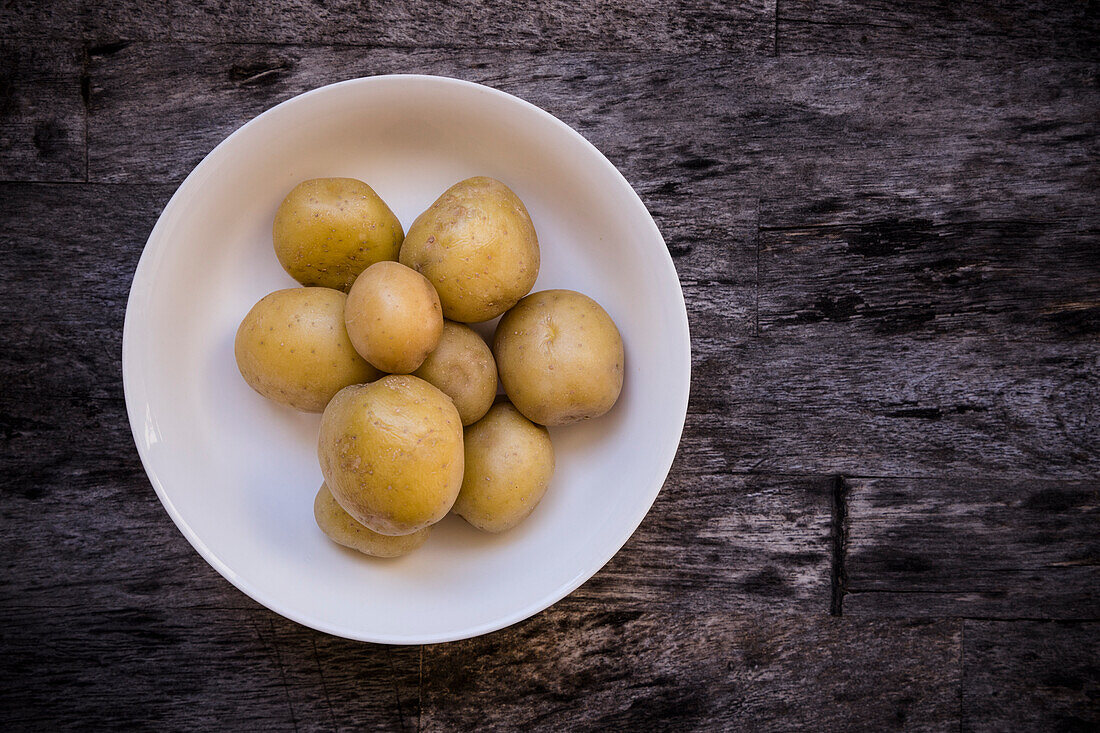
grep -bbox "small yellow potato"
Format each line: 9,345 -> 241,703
453,402 -> 555,533
314,483 -> 430,558
344,261 -> 444,374
493,289 -> 624,426
318,375 -> 464,535
234,287 -> 379,412
273,177 -> 404,291
412,321 -> 497,425
400,176 -> 539,323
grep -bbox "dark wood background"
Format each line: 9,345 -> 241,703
2,1 -> 1098,730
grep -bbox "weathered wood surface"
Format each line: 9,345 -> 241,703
2,0 -> 1099,730
779,1 -> 1100,60
844,478 -> 1100,619
2,1 -> 777,53
83,45 -> 1100,193
1,603 -> 421,730
421,608 -> 962,731
0,41 -> 84,181
962,620 -> 1100,732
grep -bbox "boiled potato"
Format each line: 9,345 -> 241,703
273,178 -> 404,291
345,261 -> 444,374
318,375 -> 464,535
412,321 -> 497,425
494,289 -> 624,426
453,402 -> 554,533
314,483 -> 430,558
400,176 -> 539,323
234,287 -> 379,412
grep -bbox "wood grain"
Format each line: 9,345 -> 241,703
85,46 -> 1100,195
778,0 -> 1100,60
2,0 -> 776,54
0,605 -> 420,731
0,183 -> 237,613
570,471 -> 834,612
845,477 -> 1100,619
0,0 -> 81,39
421,605 -> 962,731
173,0 -> 775,53
760,223 -> 1099,341
688,334 -> 1099,478
0,41 -> 85,181
962,620 -> 1100,731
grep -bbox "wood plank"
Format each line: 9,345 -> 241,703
844,477 -> 1100,619
750,63 -> 1099,225
87,46 -> 1098,216
962,620 -> 1100,731
570,472 -> 834,613
688,334 -> 1099,479
778,0 -> 1100,60
751,217 -> 1098,479
421,605 -> 961,730
0,605 -> 420,730
0,41 -> 85,181
752,58 -> 1099,340
759,222 -> 1099,341
167,0 -> 775,53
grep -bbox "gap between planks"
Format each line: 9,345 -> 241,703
830,475 -> 850,616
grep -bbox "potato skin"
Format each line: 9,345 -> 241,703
494,289 -> 624,426
314,483 -> 430,558
273,178 -> 404,292
318,375 -> 464,535
344,261 -> 444,374
399,176 -> 539,323
234,287 -> 380,412
453,402 -> 554,533
412,321 -> 497,425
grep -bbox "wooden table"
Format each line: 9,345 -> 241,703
2,2 -> 1098,730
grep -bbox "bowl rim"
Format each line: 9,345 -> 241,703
122,74 -> 692,644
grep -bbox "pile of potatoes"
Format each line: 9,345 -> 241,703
235,176 -> 624,558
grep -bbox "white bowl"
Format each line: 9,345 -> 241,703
123,75 -> 690,644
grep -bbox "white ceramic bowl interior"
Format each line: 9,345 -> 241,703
123,75 -> 690,643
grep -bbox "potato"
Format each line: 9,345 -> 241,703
234,287 -> 380,412
400,176 -> 539,323
412,321 -> 497,425
453,402 -> 554,533
344,261 -> 444,374
314,483 -> 430,558
318,375 -> 464,535
273,177 -> 404,291
494,289 -> 624,426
